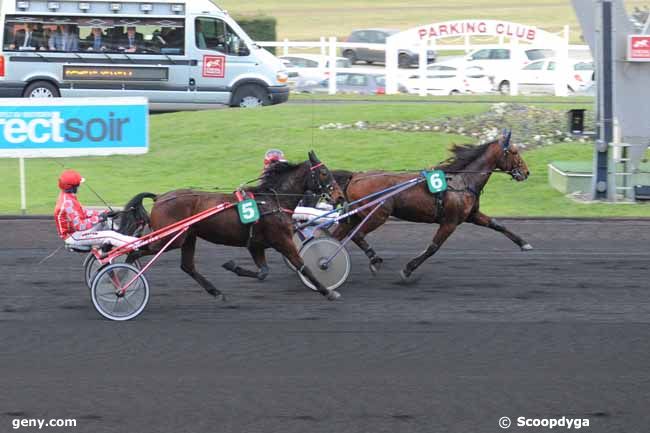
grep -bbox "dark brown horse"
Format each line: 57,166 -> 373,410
119,151 -> 346,301
332,132 -> 531,280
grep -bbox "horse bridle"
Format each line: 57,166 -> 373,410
309,161 -> 338,202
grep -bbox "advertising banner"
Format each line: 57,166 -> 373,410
0,97 -> 149,158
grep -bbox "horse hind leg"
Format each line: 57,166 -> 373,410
222,245 -> 269,281
400,223 -> 457,282
180,232 -> 224,299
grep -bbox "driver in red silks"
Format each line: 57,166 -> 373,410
54,170 -> 138,250
262,149 -> 338,225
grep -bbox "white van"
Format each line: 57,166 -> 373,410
0,0 -> 289,109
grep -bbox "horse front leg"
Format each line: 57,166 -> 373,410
470,211 -> 533,251
400,223 -> 457,281
333,221 -> 382,274
332,207 -> 390,275
273,235 -> 341,301
222,244 -> 269,281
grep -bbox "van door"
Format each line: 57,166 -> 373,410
189,16 -> 255,104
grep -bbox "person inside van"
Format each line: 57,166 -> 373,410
195,20 -> 208,49
49,25 -> 79,52
85,27 -> 108,52
119,26 -> 144,53
10,23 -> 44,50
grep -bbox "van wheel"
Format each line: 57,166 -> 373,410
498,80 -> 510,95
342,50 -> 357,64
231,84 -> 271,108
24,81 -> 60,98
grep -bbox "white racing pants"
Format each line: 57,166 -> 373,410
65,227 -> 138,250
292,206 -> 339,225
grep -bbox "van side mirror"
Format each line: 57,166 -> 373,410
238,41 -> 250,57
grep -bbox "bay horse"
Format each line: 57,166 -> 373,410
119,151 -> 346,301
331,132 -> 532,280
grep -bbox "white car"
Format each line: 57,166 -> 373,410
401,64 -> 493,95
495,58 -> 595,94
279,54 -> 352,87
440,48 -> 555,88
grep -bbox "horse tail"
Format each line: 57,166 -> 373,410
118,192 -> 157,236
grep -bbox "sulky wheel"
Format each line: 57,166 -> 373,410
84,253 -> 142,290
283,228 -> 329,272
90,263 -> 150,321
297,237 -> 351,292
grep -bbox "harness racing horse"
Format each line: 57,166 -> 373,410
332,131 -> 532,280
119,151 -> 346,301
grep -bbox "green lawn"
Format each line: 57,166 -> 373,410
2,100 -> 648,217
221,0 -> 648,43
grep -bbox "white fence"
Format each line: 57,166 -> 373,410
257,36 -> 591,97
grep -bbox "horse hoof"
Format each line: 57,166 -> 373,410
399,270 -> 411,282
369,258 -> 383,275
222,261 -> 237,272
218,293 -> 227,303
326,290 -> 342,301
521,244 -> 534,251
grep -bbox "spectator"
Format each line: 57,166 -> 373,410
85,27 -> 108,52
10,23 -> 44,50
49,25 -> 79,52
119,26 -> 144,53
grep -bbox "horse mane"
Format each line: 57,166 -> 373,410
332,170 -> 355,191
440,139 -> 497,171
251,161 -> 304,192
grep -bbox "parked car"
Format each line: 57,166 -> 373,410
494,58 -> 595,94
401,64 -> 493,96
280,54 -> 352,86
441,48 -> 556,81
296,71 -> 400,95
343,29 -> 436,68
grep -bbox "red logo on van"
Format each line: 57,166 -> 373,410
203,55 -> 225,78
628,36 -> 650,61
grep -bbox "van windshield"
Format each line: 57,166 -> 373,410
3,16 -> 185,55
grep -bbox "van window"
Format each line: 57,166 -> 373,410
2,16 -> 185,55
195,17 -> 248,56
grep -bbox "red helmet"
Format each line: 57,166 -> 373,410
58,170 -> 84,191
264,149 -> 286,168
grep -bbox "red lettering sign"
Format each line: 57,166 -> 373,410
203,55 -> 226,78
628,35 -> 650,61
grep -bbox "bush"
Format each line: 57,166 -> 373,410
236,15 -> 277,55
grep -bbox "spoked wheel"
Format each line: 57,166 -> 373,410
91,263 -> 150,321
84,253 -> 142,290
297,237 -> 351,292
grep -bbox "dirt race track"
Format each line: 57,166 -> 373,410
1,218 -> 650,433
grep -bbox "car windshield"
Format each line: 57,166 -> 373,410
526,49 -> 555,61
